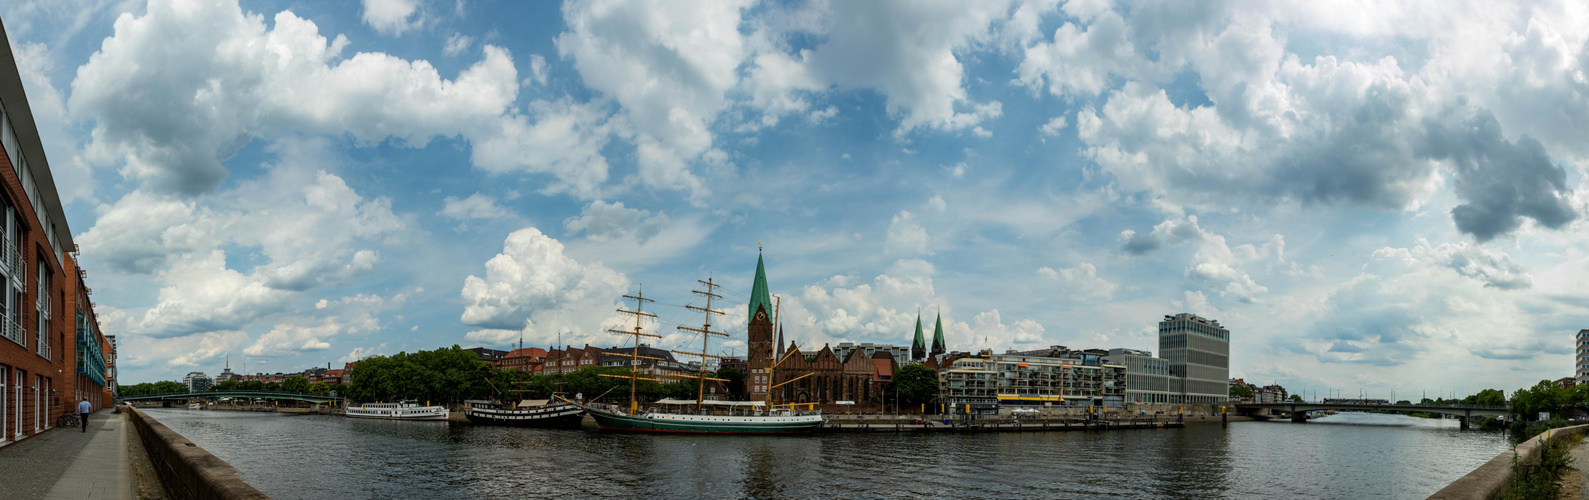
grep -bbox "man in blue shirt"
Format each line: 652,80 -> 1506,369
77,399 -> 91,432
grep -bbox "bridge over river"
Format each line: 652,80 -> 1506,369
1235,402 -> 1508,428
121,390 -> 340,404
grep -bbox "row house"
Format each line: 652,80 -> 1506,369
0,18 -> 113,446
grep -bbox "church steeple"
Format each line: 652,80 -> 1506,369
749,251 -> 772,323
931,311 -> 946,356
911,312 -> 926,361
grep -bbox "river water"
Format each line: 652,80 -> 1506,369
143,409 -> 1510,499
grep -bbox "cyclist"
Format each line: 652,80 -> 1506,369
78,398 -> 91,432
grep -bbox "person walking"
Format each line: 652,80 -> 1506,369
78,399 -> 91,432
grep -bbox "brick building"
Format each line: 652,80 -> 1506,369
0,18 -> 112,446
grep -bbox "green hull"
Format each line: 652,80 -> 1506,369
586,407 -> 823,435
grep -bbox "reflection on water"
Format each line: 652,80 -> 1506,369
144,409 -> 1509,499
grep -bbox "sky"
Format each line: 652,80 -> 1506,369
4,0 -> 1588,399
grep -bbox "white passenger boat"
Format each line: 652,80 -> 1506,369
345,401 -> 450,421
188,402 -> 202,410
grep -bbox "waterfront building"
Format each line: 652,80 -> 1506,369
1255,384 -> 1288,404
745,253 -> 897,405
497,347 -> 547,372
595,344 -> 697,380
991,346 -> 1127,407
214,358 -> 237,383
834,342 -> 910,364
939,353 -> 999,415
1556,377 -> 1576,389
1105,348 -> 1172,404
467,347 -> 509,364
1578,329 -> 1589,383
184,372 -> 212,393
0,18 -> 112,446
1159,313 -> 1230,404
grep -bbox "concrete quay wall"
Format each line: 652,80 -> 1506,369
1428,423 -> 1589,500
125,405 -> 270,500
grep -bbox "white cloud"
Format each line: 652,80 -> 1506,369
461,227 -> 630,346
362,0 -> 423,36
1038,262 -> 1118,300
1411,240 -> 1533,290
885,210 -> 929,254
1039,115 -> 1068,136
525,54 -> 549,86
126,250 -> 292,338
71,0 -> 519,195
562,200 -> 669,243
443,32 -> 472,56
556,0 -> 754,197
439,193 -> 513,220
243,291 -> 407,358
469,99 -> 616,198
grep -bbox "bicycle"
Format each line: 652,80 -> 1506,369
56,413 -> 80,428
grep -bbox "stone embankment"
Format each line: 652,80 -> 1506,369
1427,423 -> 1589,499
822,416 -> 1184,433
125,405 -> 270,500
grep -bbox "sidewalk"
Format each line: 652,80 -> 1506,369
0,410 -> 145,500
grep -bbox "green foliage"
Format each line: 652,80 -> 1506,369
347,345 -> 495,404
1464,388 -> 1507,407
281,376 -> 309,394
1500,434 -> 1576,499
1229,385 -> 1253,399
717,368 -> 745,400
1289,394 -> 1303,402
210,380 -> 241,392
889,364 -> 940,407
117,380 -> 187,397
1510,381 -> 1568,420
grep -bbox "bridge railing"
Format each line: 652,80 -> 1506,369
121,390 -> 336,400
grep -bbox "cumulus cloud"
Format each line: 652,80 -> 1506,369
1038,262 -> 1118,300
461,227 -> 630,346
1412,240 -> 1533,290
562,200 -> 670,243
886,210 -> 929,255
443,32 -> 472,56
243,291 -> 407,358
362,0 -> 423,36
1019,1 -> 1583,241
439,193 -> 513,220
125,250 -> 292,338
71,0 -> 519,195
1119,215 -> 1205,255
555,0 -> 753,197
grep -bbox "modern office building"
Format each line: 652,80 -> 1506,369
183,372 -> 212,393
0,18 -> 111,446
1577,329 -> 1589,384
834,342 -> 910,364
1105,348 -> 1173,404
1159,313 -> 1230,404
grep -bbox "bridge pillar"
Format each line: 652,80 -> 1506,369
1291,411 -> 1307,423
1459,416 -> 1469,430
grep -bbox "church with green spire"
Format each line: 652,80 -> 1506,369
931,312 -> 946,357
911,313 -> 927,361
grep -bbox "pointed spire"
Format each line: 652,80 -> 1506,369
911,312 -> 926,361
932,310 -> 946,355
748,251 -> 773,325
776,325 -> 786,358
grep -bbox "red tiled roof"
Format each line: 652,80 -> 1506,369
870,359 -> 894,382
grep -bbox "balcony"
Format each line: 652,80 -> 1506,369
0,317 -> 19,346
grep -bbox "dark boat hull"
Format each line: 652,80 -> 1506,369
464,403 -> 586,428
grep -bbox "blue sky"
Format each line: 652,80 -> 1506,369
7,0 -> 1589,399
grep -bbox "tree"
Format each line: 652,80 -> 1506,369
1290,394 -> 1304,402
890,364 -> 940,409
282,376 -> 309,394
717,368 -> 745,400
1230,385 -> 1254,399
1512,380 -> 1569,420
1464,388 -> 1506,407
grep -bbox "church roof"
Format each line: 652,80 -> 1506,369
932,312 -> 946,350
749,253 -> 773,323
912,314 -> 926,351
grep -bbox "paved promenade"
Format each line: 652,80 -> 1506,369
0,410 -> 158,499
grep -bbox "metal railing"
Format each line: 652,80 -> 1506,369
0,316 -> 18,346
35,334 -> 48,359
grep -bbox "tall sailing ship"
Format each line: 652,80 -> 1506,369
579,262 -> 825,435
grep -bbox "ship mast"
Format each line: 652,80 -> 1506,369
765,294 -> 812,411
605,287 -> 659,416
674,276 -> 730,413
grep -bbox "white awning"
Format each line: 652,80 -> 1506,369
654,398 -> 765,407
